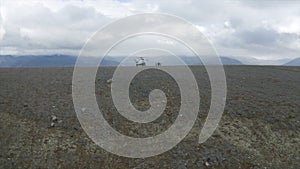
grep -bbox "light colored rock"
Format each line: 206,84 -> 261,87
51,115 -> 57,122
106,78 -> 113,84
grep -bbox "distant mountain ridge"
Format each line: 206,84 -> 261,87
220,57 -> 243,65
0,55 -> 244,67
0,55 -> 119,67
283,57 -> 300,66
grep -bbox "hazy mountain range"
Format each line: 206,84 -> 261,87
283,57 -> 300,66
0,55 -> 298,67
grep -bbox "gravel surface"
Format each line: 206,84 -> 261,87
0,66 -> 299,168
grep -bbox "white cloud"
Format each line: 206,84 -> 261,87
0,0 -> 299,62
0,12 -> 5,41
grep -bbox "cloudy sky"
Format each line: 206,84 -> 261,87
0,0 -> 299,64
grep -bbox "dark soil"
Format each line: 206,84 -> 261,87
0,66 -> 299,169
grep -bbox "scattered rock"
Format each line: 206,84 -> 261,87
106,78 -> 113,84
224,122 -> 230,125
204,158 -> 210,167
51,115 -> 57,122
50,115 -> 58,127
2,66 -> 300,168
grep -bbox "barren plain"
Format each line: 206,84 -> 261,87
0,66 -> 299,168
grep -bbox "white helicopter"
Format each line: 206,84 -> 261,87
135,57 -> 146,66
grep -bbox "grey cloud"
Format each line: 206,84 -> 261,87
1,0 -> 299,61
240,0 -> 300,9
237,28 -> 279,45
5,4 -> 109,30
1,3 -> 111,54
228,17 -> 243,28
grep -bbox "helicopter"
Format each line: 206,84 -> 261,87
135,57 -> 146,66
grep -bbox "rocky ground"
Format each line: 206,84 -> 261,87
0,66 -> 299,169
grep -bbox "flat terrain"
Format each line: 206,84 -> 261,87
0,66 -> 299,168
